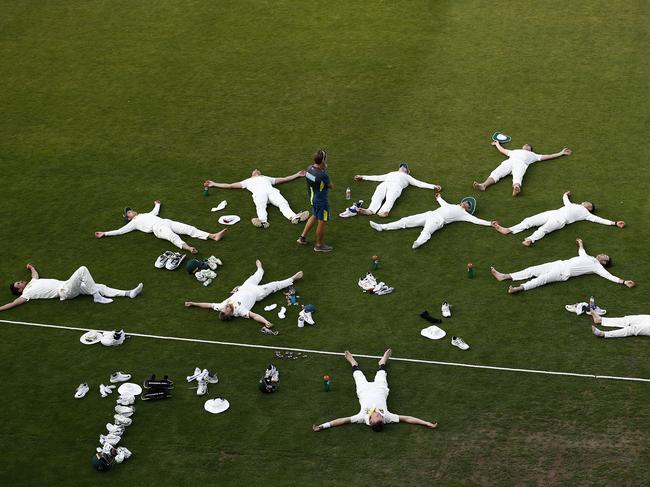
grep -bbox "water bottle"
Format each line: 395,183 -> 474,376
589,295 -> 595,309
345,187 -> 351,200
323,375 -> 331,392
467,262 -> 475,278
203,186 -> 209,197
371,255 -> 381,270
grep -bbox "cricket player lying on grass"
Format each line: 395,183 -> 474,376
587,312 -> 650,339
492,191 -> 625,246
369,193 -> 493,249
473,140 -> 571,197
1,263 -> 143,311
490,238 -> 635,294
95,200 -> 227,254
185,259 -> 302,330
204,168 -> 309,228
353,163 -> 441,217
312,349 -> 437,433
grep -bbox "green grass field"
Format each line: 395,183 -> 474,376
1,1 -> 649,485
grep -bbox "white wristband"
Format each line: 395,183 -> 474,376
321,422 -> 331,429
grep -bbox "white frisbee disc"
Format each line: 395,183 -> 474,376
204,398 -> 230,414
118,383 -> 143,396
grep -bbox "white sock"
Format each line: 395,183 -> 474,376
128,283 -> 144,298
278,307 -> 286,319
93,293 -> 113,304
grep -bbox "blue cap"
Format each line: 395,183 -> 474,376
304,304 -> 316,313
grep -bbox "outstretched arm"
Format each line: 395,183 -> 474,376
492,140 -> 510,156
354,174 -> 387,182
461,213 -> 492,226
562,191 -> 572,206
95,219 -> 137,238
274,170 -> 307,185
435,193 -> 449,207
184,301 -> 216,309
406,175 -> 441,191
576,238 -> 587,257
398,415 -> 438,429
540,148 -> 572,161
593,266 -> 635,287
26,263 -> 39,280
248,311 -> 273,328
312,417 -> 352,431
0,297 -> 27,312
203,180 -> 244,190
149,200 -> 161,216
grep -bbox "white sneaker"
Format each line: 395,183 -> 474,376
204,370 -> 219,384
74,383 -> 89,399
99,433 -> 121,446
369,221 -> 383,232
297,210 -> 309,222
128,283 -> 143,298
451,336 -> 470,351
116,394 -> 135,406
299,309 -> 315,325
165,252 -> 186,271
115,405 -> 135,416
93,293 -> 113,304
278,306 -> 287,319
251,218 -> 270,229
105,423 -> 125,435
186,367 -> 202,382
110,371 -> 132,383
114,415 -> 132,426
586,305 -> 607,316
297,315 -> 305,328
155,251 -> 174,269
115,446 -> 132,463
196,379 -> 208,396
441,302 -> 451,318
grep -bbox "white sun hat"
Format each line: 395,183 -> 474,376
80,330 -> 102,345
204,398 -> 230,414
218,215 -> 240,225
118,383 -> 143,396
420,325 -> 446,340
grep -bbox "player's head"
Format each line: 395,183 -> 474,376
522,144 -> 533,152
123,207 -> 137,222
10,281 -> 26,295
398,162 -> 409,174
369,412 -> 385,432
219,304 -> 235,321
581,201 -> 595,212
313,149 -> 327,166
251,169 -> 262,177
596,254 -> 611,267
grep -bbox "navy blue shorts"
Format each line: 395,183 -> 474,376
312,202 -> 330,222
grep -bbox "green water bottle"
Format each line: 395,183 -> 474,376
323,375 -> 331,392
467,262 -> 475,278
203,186 -> 209,197
371,255 -> 381,270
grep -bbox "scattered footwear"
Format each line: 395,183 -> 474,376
116,395 -> 135,406
314,243 -> 334,252
339,200 -> 364,218
296,235 -> 308,245
298,304 -> 316,328
114,415 -> 132,426
264,303 -> 278,311
99,433 -> 121,446
260,327 -> 279,336
278,306 -> 287,319
105,423 -> 125,435
565,301 -> 607,316
99,384 -> 116,398
451,336 -> 470,350
110,371 -> 132,383
114,405 -> 135,417
165,252 -> 186,271
252,218 -> 270,229
441,302 -> 452,318
196,379 -> 208,396
74,383 -> 89,399
155,251 -> 175,269
205,370 -> 219,384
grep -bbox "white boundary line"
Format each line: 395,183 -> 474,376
2,318 -> 649,383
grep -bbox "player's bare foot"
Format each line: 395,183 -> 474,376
592,325 -> 605,338
473,181 -> 485,191
210,228 -> 228,241
344,351 -> 358,367
522,239 -> 533,246
378,348 -> 392,366
490,266 -> 508,281
508,285 -> 522,294
512,184 -> 521,197
292,271 -> 303,281
377,211 -> 389,218
256,259 -> 263,269
189,246 -> 198,254
491,222 -> 510,235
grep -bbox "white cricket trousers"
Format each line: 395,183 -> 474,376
368,183 -> 403,214
489,160 -> 529,186
59,266 -> 127,300
353,369 -> 389,397
153,219 -> 210,249
377,211 -> 444,248
241,267 -> 294,301
509,211 -> 566,243
252,189 -> 297,222
510,260 -> 569,291
601,315 -> 650,338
